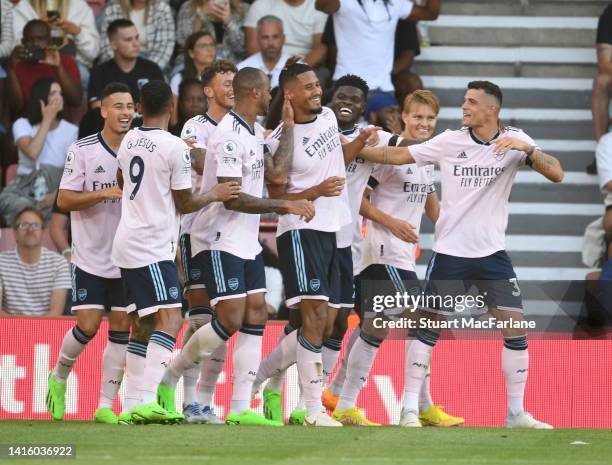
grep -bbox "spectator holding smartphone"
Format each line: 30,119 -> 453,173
6,19 -> 81,116
12,0 -> 100,78
176,0 -> 248,63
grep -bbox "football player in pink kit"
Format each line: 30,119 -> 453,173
157,67 -> 315,426
111,80 -> 241,424
330,90 -> 460,427
46,83 -> 133,424
177,60 -> 237,424
400,81 -> 563,429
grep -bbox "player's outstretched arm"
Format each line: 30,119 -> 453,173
191,148 -> 206,176
491,137 -> 564,183
267,177 -> 345,202
57,186 -> 123,211
341,126 -> 381,165
220,176 -> 315,220
172,181 -> 242,214
359,145 -> 417,165
359,189 -> 418,243
425,191 -> 440,224
264,99 -> 295,185
409,0 -> 441,21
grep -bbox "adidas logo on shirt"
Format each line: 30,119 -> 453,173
457,151 -> 468,159
406,167 -> 413,174
302,137 -> 310,145
94,165 -> 106,173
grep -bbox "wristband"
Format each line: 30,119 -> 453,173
525,145 -> 536,157
61,248 -> 72,256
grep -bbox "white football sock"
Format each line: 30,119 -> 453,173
54,326 -> 92,381
502,346 -> 529,416
164,321 -> 229,387
336,335 -> 379,411
407,340 -> 434,412
294,386 -> 305,412
98,333 -> 128,409
296,332 -> 323,416
403,339 -> 433,412
181,313 -> 212,406
138,331 -> 176,405
230,327 -> 263,415
321,337 -> 342,383
198,342 -> 226,407
265,326 -> 292,392
122,340 -> 147,413
253,329 -> 297,395
329,326 -> 360,396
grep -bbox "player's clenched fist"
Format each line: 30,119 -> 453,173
315,176 -> 345,197
284,199 -> 315,222
211,181 -> 241,202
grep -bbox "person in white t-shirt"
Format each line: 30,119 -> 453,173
46,83 -> 133,425
238,15 -> 291,89
244,0 -> 327,67
158,67 -> 314,427
315,0 -> 439,93
176,60 -> 237,425
111,80 -> 241,424
397,80 -> 563,429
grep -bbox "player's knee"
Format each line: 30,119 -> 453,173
332,316 -> 348,339
76,320 -> 100,338
108,312 -> 131,332
157,311 -> 184,335
593,73 -> 612,92
132,315 -> 156,340
216,312 -> 242,335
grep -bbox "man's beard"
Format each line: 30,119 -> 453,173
308,106 -> 323,115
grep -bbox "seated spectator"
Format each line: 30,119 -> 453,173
99,0 -> 175,71
0,206 -> 71,316
176,0 -> 248,64
12,0 -> 100,75
244,0 -> 327,67
170,78 -> 207,136
0,0 -> 13,60
316,0 -> 439,97
6,19 -> 82,117
238,16 -> 290,89
170,31 -> 216,125
589,3 -> 612,174
88,19 -> 164,108
12,78 -> 78,177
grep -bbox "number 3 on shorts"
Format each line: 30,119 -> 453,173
509,278 -> 521,297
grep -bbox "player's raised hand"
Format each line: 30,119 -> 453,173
387,217 -> 418,243
491,136 -> 530,155
282,92 -> 295,127
211,181 -> 241,202
285,199 -> 315,222
358,126 -> 381,146
183,136 -> 197,149
315,176 -> 345,197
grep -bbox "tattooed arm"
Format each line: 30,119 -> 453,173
219,176 -> 315,220
491,137 -> 564,183
265,99 -> 295,185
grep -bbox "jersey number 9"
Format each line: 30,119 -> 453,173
129,156 -> 145,200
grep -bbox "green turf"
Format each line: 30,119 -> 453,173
0,421 -> 610,465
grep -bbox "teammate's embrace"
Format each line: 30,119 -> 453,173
111,80 -> 240,424
400,81 -> 562,429
47,83 -> 134,424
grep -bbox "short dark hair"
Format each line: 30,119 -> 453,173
139,80 -> 172,117
25,78 -> 59,125
279,63 -> 314,90
23,19 -> 50,39
232,67 -> 266,97
333,74 -> 369,99
101,82 -> 132,101
14,206 -> 45,229
183,31 -> 216,81
467,80 -> 503,106
107,19 -> 135,40
201,60 -> 237,86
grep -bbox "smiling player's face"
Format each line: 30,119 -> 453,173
330,86 -> 365,126
102,92 -> 134,135
290,71 -> 322,115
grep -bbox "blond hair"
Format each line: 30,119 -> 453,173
402,90 -> 440,116
31,0 -> 69,21
120,0 -> 154,24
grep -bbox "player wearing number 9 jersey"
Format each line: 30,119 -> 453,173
111,81 -> 240,424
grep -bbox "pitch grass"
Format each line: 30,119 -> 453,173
0,421 -> 610,465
